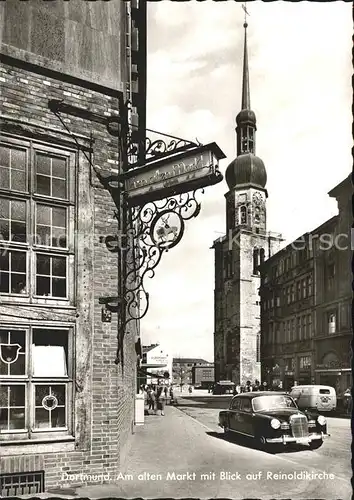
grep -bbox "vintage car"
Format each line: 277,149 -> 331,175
218,391 -> 329,450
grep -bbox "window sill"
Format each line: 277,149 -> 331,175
0,436 -> 76,456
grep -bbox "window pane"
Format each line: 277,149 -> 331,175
0,385 -> 7,406
11,273 -> 27,294
35,385 -> 49,406
52,157 -> 66,179
0,198 -> 9,218
9,385 -> 25,406
52,257 -> 66,277
11,221 -> 26,243
0,408 -> 9,430
11,170 -> 26,192
51,407 -> 66,428
34,407 -> 50,429
36,254 -> 50,275
52,207 -> 66,228
36,175 -> 50,196
52,385 -> 65,405
10,200 -> 25,222
0,272 -> 9,292
33,329 -> 68,377
0,146 -> 10,167
52,178 -> 66,199
52,278 -> 66,297
9,408 -> 26,429
0,220 -> 9,240
10,148 -> 26,171
52,227 -> 66,248
36,276 -> 50,296
37,205 -> 51,225
0,166 -> 10,190
11,252 -> 26,272
36,154 -> 50,175
36,225 -> 50,246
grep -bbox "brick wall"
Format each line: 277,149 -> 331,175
0,60 -> 138,489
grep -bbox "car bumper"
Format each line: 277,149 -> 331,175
266,432 -> 330,444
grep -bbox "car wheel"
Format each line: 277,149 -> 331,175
309,439 -> 323,450
255,435 -> 267,451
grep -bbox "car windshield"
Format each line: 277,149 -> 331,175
252,395 -> 297,412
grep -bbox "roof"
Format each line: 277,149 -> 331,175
142,344 -> 160,354
173,358 -> 209,364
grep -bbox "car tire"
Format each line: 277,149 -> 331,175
255,435 -> 267,451
309,439 -> 323,450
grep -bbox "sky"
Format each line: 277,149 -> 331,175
141,1 -> 352,362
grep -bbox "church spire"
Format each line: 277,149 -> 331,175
241,18 -> 250,110
235,5 -> 257,156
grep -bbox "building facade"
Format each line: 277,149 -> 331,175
191,363 -> 214,389
141,344 -> 172,385
172,358 -> 209,386
260,175 -> 352,396
0,0 -> 146,494
212,21 -> 282,387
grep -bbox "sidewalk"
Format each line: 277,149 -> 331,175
48,403 -> 216,499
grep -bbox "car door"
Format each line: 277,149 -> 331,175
228,397 -> 242,432
238,398 -> 254,436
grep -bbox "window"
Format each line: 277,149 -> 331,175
291,318 -> 295,341
240,205 -> 247,225
307,275 -> 312,296
307,314 -> 312,338
240,398 -> 252,413
328,313 -> 336,334
296,281 -> 301,301
231,398 -> 241,410
302,279 -> 307,299
259,248 -> 265,265
301,315 -> 306,339
275,295 -> 280,307
297,317 -> 301,340
286,286 -> 290,304
0,138 -> 75,303
326,262 -> 335,291
0,327 -> 73,440
290,285 -> 295,303
299,356 -> 311,370
254,206 -> 260,225
253,248 -> 259,274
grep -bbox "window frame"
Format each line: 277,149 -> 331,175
0,325 -> 74,442
0,135 -> 76,306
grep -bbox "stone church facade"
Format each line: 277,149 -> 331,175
212,21 -> 282,386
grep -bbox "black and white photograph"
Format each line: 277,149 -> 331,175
0,1 -> 352,499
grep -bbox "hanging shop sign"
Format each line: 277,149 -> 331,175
124,143 -> 225,206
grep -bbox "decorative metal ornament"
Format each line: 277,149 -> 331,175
0,343 -> 22,364
42,394 -> 58,411
150,210 -> 184,250
123,189 -> 204,324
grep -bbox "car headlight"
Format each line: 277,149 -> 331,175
270,418 -> 281,429
317,415 -> 326,426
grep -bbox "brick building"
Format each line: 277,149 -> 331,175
0,0 -> 146,494
212,21 -> 282,386
172,358 -> 209,386
191,364 -> 214,389
259,175 -> 352,395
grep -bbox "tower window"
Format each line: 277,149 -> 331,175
254,206 -> 260,224
240,205 -> 247,224
253,248 -> 259,274
260,248 -> 265,265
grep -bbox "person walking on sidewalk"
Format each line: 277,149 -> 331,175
156,386 -> 165,416
147,386 -> 156,412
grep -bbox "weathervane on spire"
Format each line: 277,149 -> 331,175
242,3 -> 250,27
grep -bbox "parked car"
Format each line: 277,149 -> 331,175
213,380 -> 235,395
218,392 -> 329,451
289,385 -> 337,413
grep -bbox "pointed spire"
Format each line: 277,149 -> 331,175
241,21 -> 250,111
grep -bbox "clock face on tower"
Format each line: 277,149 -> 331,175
252,192 -> 263,206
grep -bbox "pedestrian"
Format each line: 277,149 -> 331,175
147,386 -> 155,412
245,380 -> 252,392
253,380 -> 260,391
156,386 -> 165,416
343,388 -> 351,414
188,385 -> 192,394
169,385 -> 174,404
164,385 -> 168,398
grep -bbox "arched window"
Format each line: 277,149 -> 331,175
253,248 -> 259,274
240,205 -> 247,224
260,248 -> 265,265
254,206 -> 260,224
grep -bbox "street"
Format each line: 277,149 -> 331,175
74,394 -> 352,500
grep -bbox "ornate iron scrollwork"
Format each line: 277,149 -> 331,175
123,189 -> 204,324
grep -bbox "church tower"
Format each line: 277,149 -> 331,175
213,18 -> 282,386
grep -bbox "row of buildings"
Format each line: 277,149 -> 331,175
140,345 -> 214,389
213,20 -> 351,398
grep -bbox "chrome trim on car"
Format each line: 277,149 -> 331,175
266,432 -> 329,444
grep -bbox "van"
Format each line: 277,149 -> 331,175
289,385 -> 337,413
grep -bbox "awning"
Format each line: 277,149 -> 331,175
138,368 -> 168,379
315,368 -> 351,373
